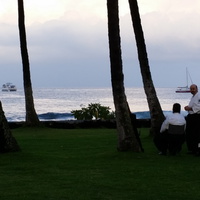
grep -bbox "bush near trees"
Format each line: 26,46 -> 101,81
71,103 -> 115,120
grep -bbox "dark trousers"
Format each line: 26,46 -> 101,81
186,114 -> 200,153
168,134 -> 185,155
154,131 -> 185,155
154,131 -> 168,154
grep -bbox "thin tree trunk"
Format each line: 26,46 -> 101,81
18,0 -> 40,126
128,0 -> 165,136
107,0 -> 142,152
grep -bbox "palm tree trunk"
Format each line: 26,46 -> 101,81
0,101 -> 20,153
128,0 -> 165,136
18,0 -> 40,126
107,0 -> 142,152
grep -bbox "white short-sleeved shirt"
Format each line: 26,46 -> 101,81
188,92 -> 200,114
160,113 -> 186,133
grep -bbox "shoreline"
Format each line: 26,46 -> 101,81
8,119 -> 151,129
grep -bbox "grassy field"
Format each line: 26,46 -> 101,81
0,127 -> 200,200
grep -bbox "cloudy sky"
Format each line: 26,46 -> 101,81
1,0 -> 200,88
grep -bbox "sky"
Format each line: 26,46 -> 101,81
1,0 -> 200,88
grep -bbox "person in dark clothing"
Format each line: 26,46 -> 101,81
154,103 -> 186,155
184,84 -> 200,155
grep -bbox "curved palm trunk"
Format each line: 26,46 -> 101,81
0,101 -> 20,152
128,0 -> 165,136
18,0 -> 40,126
107,0 -> 142,152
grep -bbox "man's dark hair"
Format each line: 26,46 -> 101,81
173,103 -> 181,113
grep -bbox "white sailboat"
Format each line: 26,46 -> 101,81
175,68 -> 192,93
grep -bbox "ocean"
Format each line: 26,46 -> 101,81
0,87 -> 191,122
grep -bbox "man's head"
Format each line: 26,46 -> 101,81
173,103 -> 181,113
190,84 -> 198,95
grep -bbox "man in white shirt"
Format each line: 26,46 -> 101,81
160,109 -> 186,133
154,103 -> 186,155
184,84 -> 200,155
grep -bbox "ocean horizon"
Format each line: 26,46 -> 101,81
1,87 -> 190,122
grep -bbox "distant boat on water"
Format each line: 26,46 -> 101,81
2,83 -> 17,92
175,68 -> 192,93
175,86 -> 190,93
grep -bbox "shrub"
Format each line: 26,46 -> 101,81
71,103 -> 115,120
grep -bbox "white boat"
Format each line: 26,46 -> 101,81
175,86 -> 190,93
175,68 -> 192,93
2,83 -> 17,92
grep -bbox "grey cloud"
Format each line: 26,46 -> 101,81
1,3 -> 200,88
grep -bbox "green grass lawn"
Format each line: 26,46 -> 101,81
0,127 -> 200,200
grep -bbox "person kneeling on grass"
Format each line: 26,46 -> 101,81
154,103 -> 186,155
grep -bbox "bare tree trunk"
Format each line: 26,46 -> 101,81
0,101 -> 20,153
107,0 -> 142,152
18,0 -> 40,126
128,0 -> 165,136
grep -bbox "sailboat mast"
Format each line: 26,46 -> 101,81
186,68 -> 188,87
186,67 -> 193,87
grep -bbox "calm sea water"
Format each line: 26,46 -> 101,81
0,87 -> 191,122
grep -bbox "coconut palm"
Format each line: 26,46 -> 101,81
128,0 -> 165,136
17,0 -> 40,126
107,0 -> 142,152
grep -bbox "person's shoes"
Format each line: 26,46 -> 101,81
158,151 -> 166,155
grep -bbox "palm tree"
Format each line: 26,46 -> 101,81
0,101 -> 20,152
18,0 -> 40,126
107,0 -> 142,152
128,0 -> 165,136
